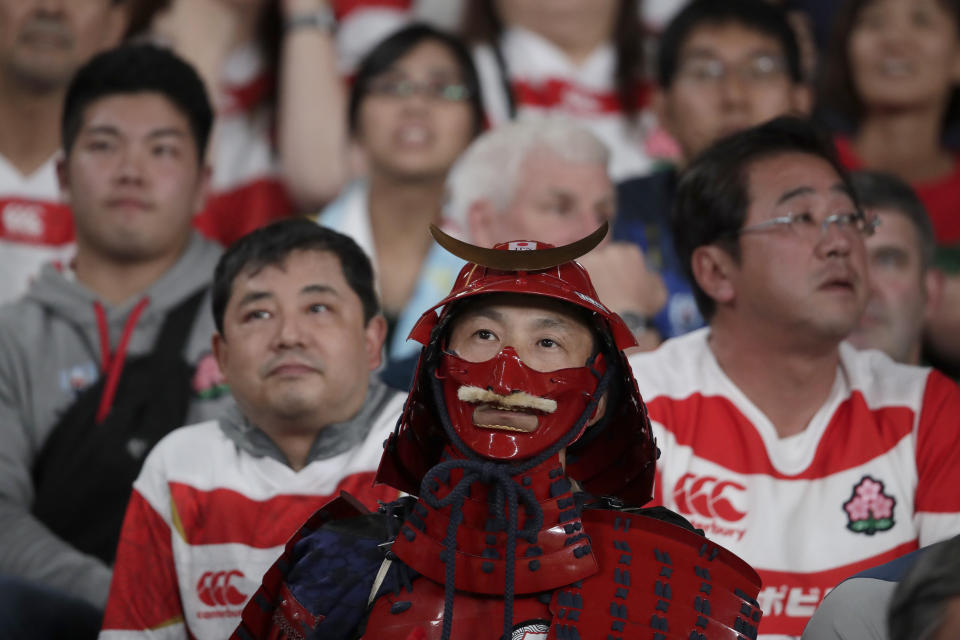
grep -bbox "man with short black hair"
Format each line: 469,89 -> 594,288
846,170 -> 943,366
614,0 -> 811,340
0,44 -> 228,631
101,219 -> 404,640
629,116 -> 960,638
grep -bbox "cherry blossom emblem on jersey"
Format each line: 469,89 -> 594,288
842,475 -> 896,535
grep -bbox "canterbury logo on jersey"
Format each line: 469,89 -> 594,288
196,570 -> 247,608
0,198 -> 73,245
2,202 -> 44,236
672,473 -> 748,522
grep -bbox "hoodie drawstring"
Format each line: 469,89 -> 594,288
92,297 -> 150,424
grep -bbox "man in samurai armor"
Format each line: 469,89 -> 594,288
232,224 -> 764,640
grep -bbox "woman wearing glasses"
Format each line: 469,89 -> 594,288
317,23 -> 485,389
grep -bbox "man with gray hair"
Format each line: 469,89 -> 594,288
846,171 -> 943,365
445,116 -> 667,346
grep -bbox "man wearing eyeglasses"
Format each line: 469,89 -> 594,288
614,0 -> 811,342
628,116 -> 960,640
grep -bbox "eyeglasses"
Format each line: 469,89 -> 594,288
676,53 -> 788,86
366,77 -> 472,102
732,210 -> 880,243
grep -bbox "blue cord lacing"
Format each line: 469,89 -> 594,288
421,358 -> 612,640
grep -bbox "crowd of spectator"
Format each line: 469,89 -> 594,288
1,0 -> 959,639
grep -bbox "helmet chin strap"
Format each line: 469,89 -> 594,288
419,357 -> 613,640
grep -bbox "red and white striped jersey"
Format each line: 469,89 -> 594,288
628,329 -> 960,640
99,394 -> 405,640
473,27 -> 655,182
0,154 -> 74,305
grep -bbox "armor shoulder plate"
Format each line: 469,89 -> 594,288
548,508 -> 763,640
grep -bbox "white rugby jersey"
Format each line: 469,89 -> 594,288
0,153 -> 74,305
473,26 -> 655,182
629,328 -> 960,639
100,393 -> 405,640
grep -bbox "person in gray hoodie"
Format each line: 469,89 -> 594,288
0,44 -> 232,636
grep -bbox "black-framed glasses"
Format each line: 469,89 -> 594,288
732,210 -> 880,242
676,53 -> 789,86
367,77 -> 472,102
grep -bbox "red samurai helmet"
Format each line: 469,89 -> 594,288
376,223 -> 658,506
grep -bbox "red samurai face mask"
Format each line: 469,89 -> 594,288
376,224 -> 659,506
436,342 -> 608,461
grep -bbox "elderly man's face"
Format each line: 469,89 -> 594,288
214,249 -> 385,431
469,147 -> 615,248
847,208 -> 931,364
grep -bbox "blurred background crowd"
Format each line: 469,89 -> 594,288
3,0 -> 960,638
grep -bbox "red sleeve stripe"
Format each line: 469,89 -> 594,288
169,474 -> 399,547
914,371 -> 960,511
102,490 -> 184,631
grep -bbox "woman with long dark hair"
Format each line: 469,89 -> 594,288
317,23 -> 485,387
819,0 -> 960,245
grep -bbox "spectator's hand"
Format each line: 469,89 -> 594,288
579,241 -> 667,346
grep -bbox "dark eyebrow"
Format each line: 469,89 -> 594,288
775,186 -> 815,205
82,126 -> 188,140
147,128 -> 188,140
83,125 -> 121,137
776,182 -> 852,206
301,284 -> 339,297
236,291 -> 273,307
681,46 -> 782,60
532,317 -> 571,331
466,307 -> 505,323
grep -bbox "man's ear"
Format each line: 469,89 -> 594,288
586,392 -> 608,428
467,200 -> 498,247
691,245 -> 737,308
924,268 -> 946,321
365,314 -> 388,371
191,165 -> 212,217
212,331 -> 227,376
